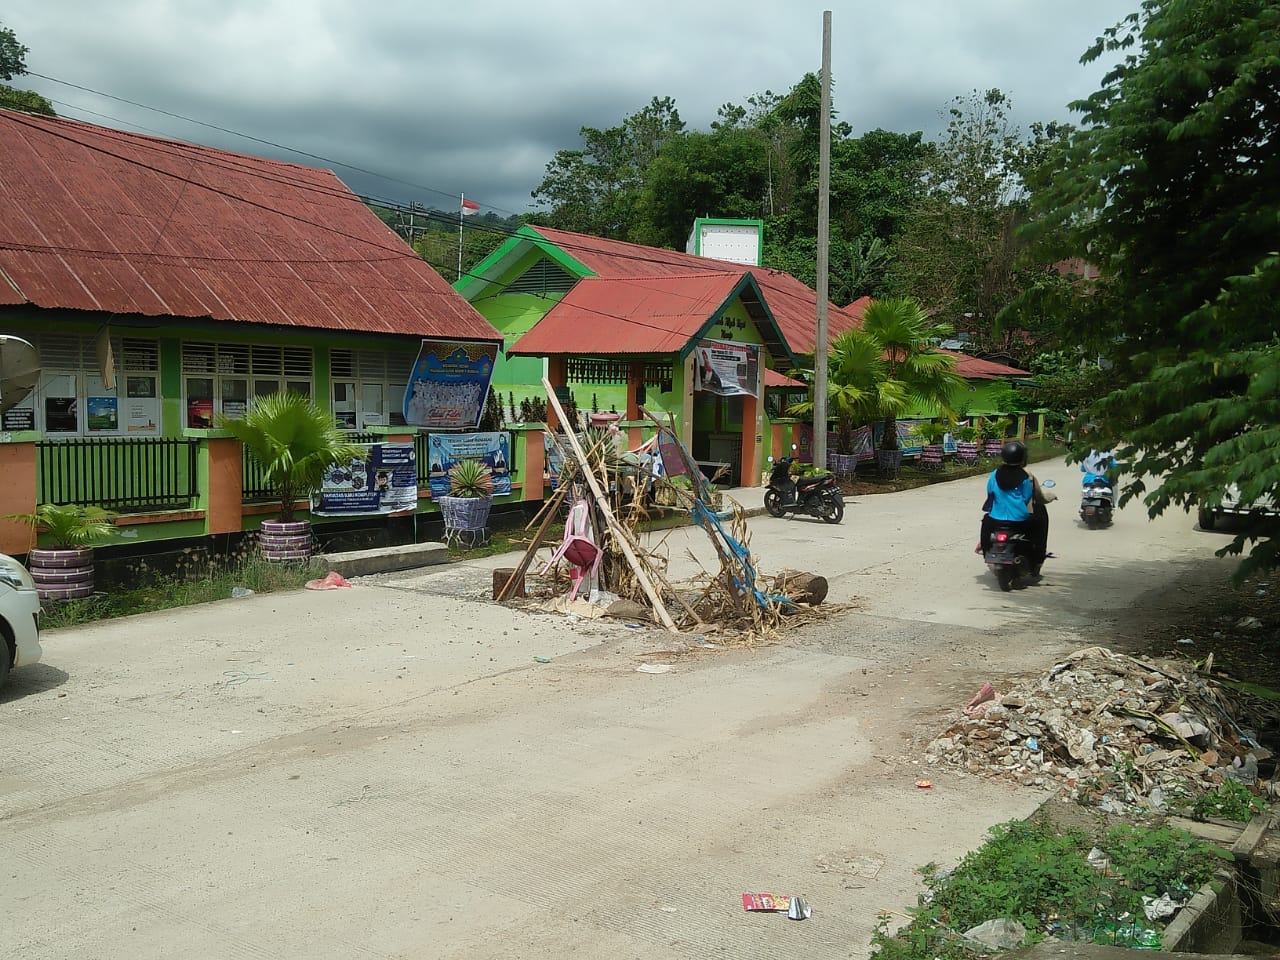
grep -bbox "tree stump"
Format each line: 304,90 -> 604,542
772,569 -> 828,605
493,567 -> 526,599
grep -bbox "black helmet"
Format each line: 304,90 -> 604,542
1000,440 -> 1028,466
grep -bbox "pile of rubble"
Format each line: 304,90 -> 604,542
927,646 -> 1276,812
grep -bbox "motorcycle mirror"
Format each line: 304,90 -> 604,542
1043,479 -> 1057,488
791,443 -> 798,451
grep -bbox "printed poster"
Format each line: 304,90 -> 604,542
425,432 -> 512,498
311,442 -> 418,516
402,338 -> 500,430
692,339 -> 759,398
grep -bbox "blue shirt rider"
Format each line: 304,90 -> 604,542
980,440 -> 1050,569
1080,449 -> 1114,487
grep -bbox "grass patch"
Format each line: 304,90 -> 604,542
40,554 -> 326,630
871,814 -> 1227,959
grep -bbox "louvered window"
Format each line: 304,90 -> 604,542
330,347 -> 415,430
1,330 -> 161,435
503,258 -> 577,296
183,341 -> 314,428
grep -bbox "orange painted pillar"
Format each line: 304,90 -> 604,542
522,429 -> 545,501
546,356 -> 568,431
741,393 -> 760,488
0,442 -> 37,555
626,361 -> 643,448
206,437 -> 244,535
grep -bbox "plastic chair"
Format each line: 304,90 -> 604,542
540,499 -> 602,601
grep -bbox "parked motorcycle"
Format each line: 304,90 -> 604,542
1079,479 -> 1115,529
763,457 -> 844,523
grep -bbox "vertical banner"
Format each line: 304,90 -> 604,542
403,339 -> 499,430
311,442 -> 418,516
692,340 -> 760,397
425,432 -> 512,498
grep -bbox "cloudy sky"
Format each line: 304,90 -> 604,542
7,1 -> 1134,217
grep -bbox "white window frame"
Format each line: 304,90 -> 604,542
330,347 -> 412,431
182,341 -> 313,428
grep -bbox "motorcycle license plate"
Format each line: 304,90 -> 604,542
986,544 -> 1015,564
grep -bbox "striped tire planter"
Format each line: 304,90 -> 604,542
955,441 -> 980,464
919,445 -> 945,471
982,439 -> 1006,458
259,520 -> 313,562
28,546 -> 96,601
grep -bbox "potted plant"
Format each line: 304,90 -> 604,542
953,425 -> 980,463
8,503 -> 119,600
219,392 -> 362,562
916,421 -> 948,471
980,417 -> 1011,457
438,458 -> 494,547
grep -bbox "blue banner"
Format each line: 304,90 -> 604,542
403,339 -> 499,430
311,442 -> 418,516
425,432 -> 512,498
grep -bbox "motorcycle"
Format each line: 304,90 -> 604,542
1079,478 -> 1115,529
982,478 -> 1054,592
763,456 -> 844,523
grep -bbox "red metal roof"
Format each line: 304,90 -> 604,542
0,110 -> 498,340
764,368 -> 805,388
529,226 -> 863,354
939,349 -> 1031,380
510,273 -> 781,357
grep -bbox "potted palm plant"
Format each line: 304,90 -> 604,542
916,421 -> 948,471
219,392 -> 362,562
8,503 -> 119,600
953,425 -> 980,463
980,417 -> 1011,458
438,458 -> 494,547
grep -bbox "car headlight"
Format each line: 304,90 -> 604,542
0,554 -> 37,591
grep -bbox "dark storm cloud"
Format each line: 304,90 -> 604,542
6,1 -> 1133,216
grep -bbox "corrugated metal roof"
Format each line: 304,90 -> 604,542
509,273 -> 790,359
939,349 -> 1031,380
529,226 -> 863,354
764,368 -> 805,388
0,109 -> 498,341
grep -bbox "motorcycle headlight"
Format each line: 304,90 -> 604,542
0,554 -> 36,591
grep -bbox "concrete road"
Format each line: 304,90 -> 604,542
1,458 -> 1237,959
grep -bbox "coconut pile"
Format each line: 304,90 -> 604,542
926,646 -> 1276,812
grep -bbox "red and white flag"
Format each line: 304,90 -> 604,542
460,196 -> 480,216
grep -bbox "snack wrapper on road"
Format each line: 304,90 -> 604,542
742,893 -> 792,912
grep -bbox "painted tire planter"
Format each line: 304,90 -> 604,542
28,546 -> 96,601
438,496 -> 493,547
955,441 -> 980,464
982,438 -> 1006,458
920,444 -> 945,471
259,519 -> 313,562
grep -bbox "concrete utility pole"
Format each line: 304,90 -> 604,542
813,10 -> 832,470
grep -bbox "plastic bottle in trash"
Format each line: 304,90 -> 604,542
231,587 -> 255,599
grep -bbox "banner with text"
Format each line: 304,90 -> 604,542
425,431 -> 512,498
311,442 -> 418,516
403,339 -> 499,430
692,339 -> 759,398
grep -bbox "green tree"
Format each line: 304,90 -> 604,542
888,89 -> 1027,352
1017,0 -> 1280,574
0,22 -> 54,115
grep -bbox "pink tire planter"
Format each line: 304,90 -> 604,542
955,441 -> 980,464
28,546 -> 96,601
982,438 -> 1006,458
920,444 -> 945,471
258,519 -> 314,562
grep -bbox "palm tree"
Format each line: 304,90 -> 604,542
791,297 -> 963,464
857,297 -> 965,453
219,392 -> 362,522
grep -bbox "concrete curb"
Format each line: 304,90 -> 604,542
322,542 -> 449,577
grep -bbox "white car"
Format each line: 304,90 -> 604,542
1199,484 -> 1279,530
0,552 -> 42,689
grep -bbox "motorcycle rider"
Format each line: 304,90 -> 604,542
980,440 -> 1051,573
1080,447 -> 1115,488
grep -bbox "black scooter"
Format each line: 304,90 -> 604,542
1079,479 -> 1115,529
763,456 -> 844,524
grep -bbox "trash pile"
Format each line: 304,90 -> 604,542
926,646 -> 1276,811
495,379 -> 840,644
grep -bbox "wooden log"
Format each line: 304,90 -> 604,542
493,568 -> 526,600
772,569 -> 828,605
497,485 -> 568,602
